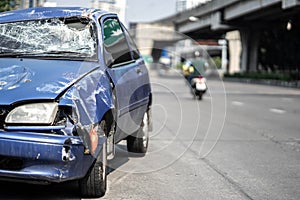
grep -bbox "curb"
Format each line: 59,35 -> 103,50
223,78 -> 300,89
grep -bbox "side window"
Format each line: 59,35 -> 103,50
122,25 -> 140,60
102,18 -> 132,66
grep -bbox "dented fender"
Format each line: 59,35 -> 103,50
0,58 -> 113,156
68,68 -> 113,156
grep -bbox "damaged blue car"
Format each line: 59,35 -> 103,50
0,7 -> 152,197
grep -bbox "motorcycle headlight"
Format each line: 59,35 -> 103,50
5,102 -> 58,124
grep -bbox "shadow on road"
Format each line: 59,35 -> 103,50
0,180 -> 80,199
0,143 -> 134,199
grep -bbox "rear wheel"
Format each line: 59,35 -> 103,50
79,120 -> 107,198
127,109 -> 151,155
198,93 -> 203,100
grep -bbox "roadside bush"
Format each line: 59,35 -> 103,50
211,57 -> 222,69
223,72 -> 297,81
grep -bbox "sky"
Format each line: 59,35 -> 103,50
46,0 -> 177,25
46,0 -> 84,6
125,0 -> 177,23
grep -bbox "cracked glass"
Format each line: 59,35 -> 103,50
0,17 -> 97,59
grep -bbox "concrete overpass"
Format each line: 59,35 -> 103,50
158,0 -> 300,74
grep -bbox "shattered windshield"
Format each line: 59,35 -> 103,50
0,17 -> 97,59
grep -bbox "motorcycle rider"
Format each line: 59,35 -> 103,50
184,51 -> 206,84
182,51 -> 208,100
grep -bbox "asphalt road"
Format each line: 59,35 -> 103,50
1,70 -> 299,199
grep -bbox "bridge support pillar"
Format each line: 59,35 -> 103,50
240,28 -> 260,73
226,31 -> 241,74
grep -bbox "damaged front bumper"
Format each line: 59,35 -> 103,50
0,130 -> 97,184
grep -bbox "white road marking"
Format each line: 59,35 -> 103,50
231,101 -> 244,106
282,98 -> 293,102
269,108 -> 286,114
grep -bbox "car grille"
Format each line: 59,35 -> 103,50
0,106 -> 11,130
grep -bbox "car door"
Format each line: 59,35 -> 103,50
100,16 -> 151,142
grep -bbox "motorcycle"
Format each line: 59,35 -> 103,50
182,60 -> 208,100
190,75 -> 207,100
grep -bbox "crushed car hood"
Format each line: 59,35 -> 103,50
0,58 -> 99,105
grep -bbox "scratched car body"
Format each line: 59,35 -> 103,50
0,7 -> 152,197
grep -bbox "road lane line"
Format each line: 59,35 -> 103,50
269,108 -> 286,114
282,97 -> 293,102
231,101 -> 244,106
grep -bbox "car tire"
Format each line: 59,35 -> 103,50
79,120 -> 108,198
127,109 -> 151,155
198,94 -> 203,100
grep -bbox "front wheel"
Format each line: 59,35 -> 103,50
79,120 -> 108,198
127,109 -> 151,156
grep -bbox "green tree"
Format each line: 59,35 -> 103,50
0,0 -> 19,12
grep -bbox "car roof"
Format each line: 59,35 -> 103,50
0,7 -> 110,23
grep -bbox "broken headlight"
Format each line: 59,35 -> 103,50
5,102 -> 58,124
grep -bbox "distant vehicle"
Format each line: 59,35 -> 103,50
159,48 -> 172,69
182,60 -> 207,100
0,7 -> 152,198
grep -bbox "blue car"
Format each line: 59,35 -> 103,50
0,7 -> 152,197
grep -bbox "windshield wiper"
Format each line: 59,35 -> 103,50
37,50 -> 88,54
0,48 -> 14,54
0,50 -> 92,57
0,51 -> 25,57
25,50 -> 91,56
0,49 -> 97,61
